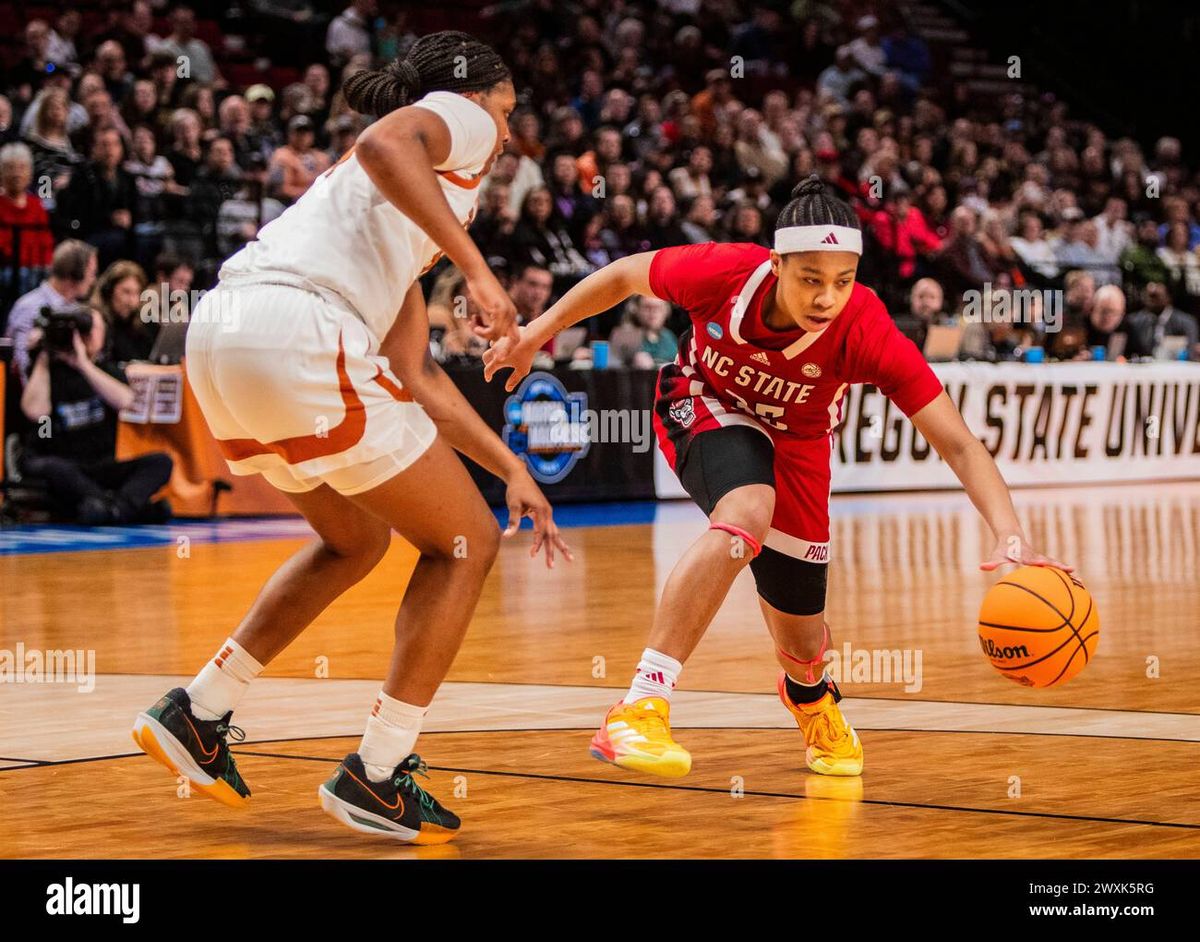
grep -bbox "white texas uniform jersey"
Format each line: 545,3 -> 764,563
218,90 -> 497,342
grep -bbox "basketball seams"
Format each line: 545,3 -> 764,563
995,630 -> 1088,672
978,620 -> 1069,633
1051,567 -> 1092,665
995,576 -> 1087,652
981,567 -> 1099,687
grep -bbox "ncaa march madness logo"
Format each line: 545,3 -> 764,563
503,372 -> 591,484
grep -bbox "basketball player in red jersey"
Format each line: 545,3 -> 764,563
484,175 -> 1072,778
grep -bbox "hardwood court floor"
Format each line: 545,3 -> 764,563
2,482 -> 1198,858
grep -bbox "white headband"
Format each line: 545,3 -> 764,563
774,225 -> 862,255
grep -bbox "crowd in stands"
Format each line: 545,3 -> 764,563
3,1 -> 1200,373
3,0 -> 1200,522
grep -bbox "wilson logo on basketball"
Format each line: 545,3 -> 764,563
979,638 -> 1030,661
802,362 -> 822,378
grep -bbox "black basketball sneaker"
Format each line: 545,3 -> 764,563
319,752 -> 461,843
131,687 -> 251,808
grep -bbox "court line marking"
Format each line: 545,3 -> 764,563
72,673 -> 1200,719
6,740 -> 1191,832
4,718 -> 1200,773
6,677 -> 1199,765
2,727 -> 1199,773
226,747 -> 1200,832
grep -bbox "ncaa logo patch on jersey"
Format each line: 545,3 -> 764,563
669,398 -> 696,428
802,362 -> 822,378
706,322 -> 724,340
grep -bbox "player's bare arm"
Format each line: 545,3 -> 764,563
483,251 -> 659,390
357,103 -> 517,342
382,283 -> 572,566
910,391 -> 1073,573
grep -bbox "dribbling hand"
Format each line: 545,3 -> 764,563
980,534 -> 1074,573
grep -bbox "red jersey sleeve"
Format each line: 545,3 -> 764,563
647,242 -> 767,317
842,291 -> 944,417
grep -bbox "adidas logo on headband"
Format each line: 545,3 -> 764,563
775,225 -> 862,255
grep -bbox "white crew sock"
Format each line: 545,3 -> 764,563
186,637 -> 264,721
359,691 -> 428,782
624,648 -> 683,704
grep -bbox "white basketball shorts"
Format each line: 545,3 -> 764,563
185,279 -> 436,496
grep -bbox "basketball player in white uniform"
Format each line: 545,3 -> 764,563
132,33 -> 569,843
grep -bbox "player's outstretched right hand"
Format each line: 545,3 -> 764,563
483,325 -> 539,391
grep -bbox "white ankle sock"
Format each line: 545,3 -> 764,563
624,648 -> 683,704
359,691 -> 428,782
186,637 -> 264,721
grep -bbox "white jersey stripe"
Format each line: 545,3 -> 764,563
700,395 -> 773,439
826,382 -> 849,434
727,260 -> 773,345
782,329 -> 828,360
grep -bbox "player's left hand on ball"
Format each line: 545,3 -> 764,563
980,535 -> 1074,573
502,469 -> 573,569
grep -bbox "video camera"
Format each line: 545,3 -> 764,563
33,306 -> 94,354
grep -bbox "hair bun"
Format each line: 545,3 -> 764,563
394,59 -> 422,96
791,174 -> 826,199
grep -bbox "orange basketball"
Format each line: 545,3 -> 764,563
978,565 -> 1099,687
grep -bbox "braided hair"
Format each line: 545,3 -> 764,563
342,31 -> 511,118
775,173 -> 860,231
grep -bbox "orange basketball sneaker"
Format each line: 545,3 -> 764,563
777,671 -> 864,776
589,696 -> 692,778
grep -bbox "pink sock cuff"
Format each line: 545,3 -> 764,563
710,522 -> 762,557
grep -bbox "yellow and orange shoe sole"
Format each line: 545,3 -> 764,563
589,719 -> 693,778
776,672 -> 864,777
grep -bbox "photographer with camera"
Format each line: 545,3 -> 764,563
18,298 -> 172,525
4,240 -> 97,382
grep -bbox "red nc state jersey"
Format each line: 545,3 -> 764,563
648,242 -> 944,447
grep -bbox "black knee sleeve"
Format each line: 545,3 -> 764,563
750,546 -> 828,616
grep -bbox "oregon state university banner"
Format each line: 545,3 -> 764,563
655,362 -> 1200,496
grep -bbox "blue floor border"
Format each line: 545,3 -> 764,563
0,501 -> 674,557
